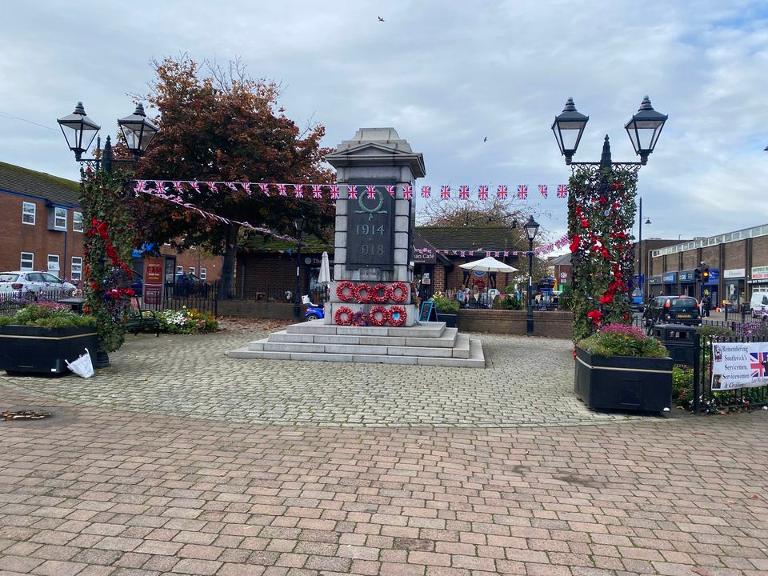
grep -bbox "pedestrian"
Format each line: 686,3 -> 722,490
701,294 -> 710,317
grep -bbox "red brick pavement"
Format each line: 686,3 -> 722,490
1,384 -> 767,576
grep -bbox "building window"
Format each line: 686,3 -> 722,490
189,267 -> 196,276
22,202 -> 36,225
54,207 -> 67,231
73,211 -> 83,232
199,267 -> 207,280
71,257 -> 83,282
47,254 -> 60,274
176,265 -> 183,274
20,252 -> 34,271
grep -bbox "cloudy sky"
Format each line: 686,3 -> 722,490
1,0 -> 767,249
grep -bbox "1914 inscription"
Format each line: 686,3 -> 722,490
346,186 -> 395,269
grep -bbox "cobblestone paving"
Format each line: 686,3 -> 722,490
1,382 -> 767,576
0,323 -> 640,427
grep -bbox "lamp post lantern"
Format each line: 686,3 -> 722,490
58,101 -> 159,170
523,215 -> 540,336
293,216 -> 306,320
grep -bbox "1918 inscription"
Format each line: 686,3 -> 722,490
346,186 -> 395,269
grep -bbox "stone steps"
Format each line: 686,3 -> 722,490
228,335 -> 484,367
228,320 -> 485,368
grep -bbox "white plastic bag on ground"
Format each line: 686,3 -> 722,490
66,348 -> 94,378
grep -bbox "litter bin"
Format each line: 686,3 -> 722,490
652,324 -> 698,366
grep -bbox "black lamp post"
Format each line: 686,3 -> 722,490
58,101 -> 159,171
524,215 -> 540,336
637,197 -> 652,301
293,216 -> 306,320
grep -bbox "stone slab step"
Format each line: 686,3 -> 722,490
248,336 -> 469,358
228,337 -> 485,368
285,320 -> 446,338
266,327 -> 459,348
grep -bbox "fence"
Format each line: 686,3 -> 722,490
0,289 -> 78,317
162,281 -> 220,316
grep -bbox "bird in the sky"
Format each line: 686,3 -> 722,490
483,136 -> 488,142
378,16 -> 385,22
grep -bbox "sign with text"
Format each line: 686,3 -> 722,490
143,257 -> 164,310
346,186 -> 395,269
711,342 -> 768,390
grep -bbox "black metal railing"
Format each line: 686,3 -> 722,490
0,289 -> 79,316
163,281 -> 220,316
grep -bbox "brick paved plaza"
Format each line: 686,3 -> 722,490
1,321 -> 767,575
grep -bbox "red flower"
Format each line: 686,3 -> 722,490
580,218 -> 589,228
569,235 -> 581,253
599,196 -> 607,205
599,293 -> 613,305
587,309 -> 603,325
611,181 -> 624,191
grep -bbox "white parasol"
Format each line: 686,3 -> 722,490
460,256 -> 518,307
318,251 -> 332,284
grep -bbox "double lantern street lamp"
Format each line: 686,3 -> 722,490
57,101 -> 159,170
552,96 -> 667,308
524,215 -> 540,337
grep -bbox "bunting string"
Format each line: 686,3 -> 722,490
132,180 -> 568,201
415,234 -> 570,258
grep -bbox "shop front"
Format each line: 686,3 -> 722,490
703,267 -> 719,310
724,268 -> 746,311
648,275 -> 663,298
749,265 -> 768,300
662,271 -> 677,296
678,270 -> 695,297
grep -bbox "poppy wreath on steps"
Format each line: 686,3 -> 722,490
388,305 -> 407,327
389,281 -> 409,303
354,283 -> 372,303
368,305 -> 388,326
335,281 -> 355,302
371,283 -> 390,304
334,306 -> 354,326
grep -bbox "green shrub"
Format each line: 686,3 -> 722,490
1,304 -> 96,329
672,365 -> 694,407
578,323 -> 668,358
157,308 -> 218,334
432,293 -> 459,314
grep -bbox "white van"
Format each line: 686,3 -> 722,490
750,290 -> 768,319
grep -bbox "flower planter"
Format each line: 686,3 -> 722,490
0,325 -> 99,375
574,347 -> 673,413
436,312 -> 457,328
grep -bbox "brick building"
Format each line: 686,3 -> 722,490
648,223 -> 768,309
0,161 -> 84,282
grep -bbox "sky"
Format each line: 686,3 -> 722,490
1,0 -> 767,252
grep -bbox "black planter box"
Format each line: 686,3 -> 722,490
436,313 -> 457,328
0,325 -> 98,375
575,347 -> 673,413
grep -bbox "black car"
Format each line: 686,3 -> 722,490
643,295 -> 701,327
173,273 -> 209,297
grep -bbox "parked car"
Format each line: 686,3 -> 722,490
751,291 -> 768,320
643,295 -> 701,327
173,273 -> 209,297
0,271 -> 76,299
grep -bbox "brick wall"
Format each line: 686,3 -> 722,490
457,309 -> 573,339
239,253 -> 311,300
681,251 -> 698,270
217,300 -> 294,320
0,193 -> 84,280
701,246 -> 718,268
753,236 -> 768,268
164,247 -> 222,281
724,240 -> 746,270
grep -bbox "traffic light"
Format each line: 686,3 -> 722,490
702,267 -> 710,281
694,268 -> 701,281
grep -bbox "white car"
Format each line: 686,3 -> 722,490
0,271 -> 77,298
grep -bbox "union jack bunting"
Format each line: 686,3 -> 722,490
153,181 -> 165,191
311,185 -> 323,199
557,184 -> 568,198
478,185 -> 489,201
277,184 -> 288,196
751,351 -> 768,379
517,184 -> 527,199
458,185 -> 470,200
402,184 -> 413,200
440,185 -> 450,199
538,185 -> 548,198
385,185 -> 396,197
173,181 -> 186,194
421,185 -> 431,199
293,184 -> 304,198
134,180 -> 147,193
207,182 -> 218,192
190,181 -> 201,192
347,184 -> 358,199
329,185 -> 340,199
227,182 -> 238,192
497,185 -> 508,200
258,183 -> 269,196
366,185 -> 377,199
